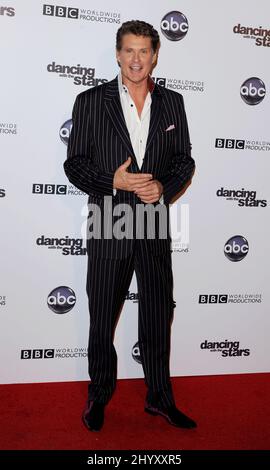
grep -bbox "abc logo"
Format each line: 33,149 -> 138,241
160,11 -> 188,41
132,341 -> 142,364
60,119 -> 72,145
224,236 -> 249,262
47,286 -> 76,313
240,77 -> 266,105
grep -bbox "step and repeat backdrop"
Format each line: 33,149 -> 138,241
1,0 -> 269,384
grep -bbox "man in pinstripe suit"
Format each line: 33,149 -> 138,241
64,20 -> 196,431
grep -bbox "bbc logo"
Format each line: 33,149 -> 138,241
199,295 -> 228,304
155,77 -> 166,87
215,139 -> 245,149
43,5 -> 79,19
32,184 -> 67,195
21,349 -> 55,359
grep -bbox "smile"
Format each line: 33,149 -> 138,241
130,66 -> 142,71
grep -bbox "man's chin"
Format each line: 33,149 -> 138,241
125,74 -> 148,85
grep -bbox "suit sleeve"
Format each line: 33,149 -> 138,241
63,93 -> 115,196
159,94 -> 195,205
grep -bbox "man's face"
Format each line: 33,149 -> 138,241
116,34 -> 157,86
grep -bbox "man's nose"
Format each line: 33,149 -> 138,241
133,52 -> 140,62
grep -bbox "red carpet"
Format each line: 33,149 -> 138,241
0,374 -> 269,450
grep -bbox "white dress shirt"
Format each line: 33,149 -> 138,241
118,71 -> 151,169
113,72 -> 163,203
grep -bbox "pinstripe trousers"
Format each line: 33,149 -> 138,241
86,240 -> 176,409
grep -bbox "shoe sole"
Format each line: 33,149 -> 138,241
82,414 -> 102,432
145,407 -> 196,429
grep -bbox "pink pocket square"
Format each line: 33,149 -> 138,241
165,124 -> 175,131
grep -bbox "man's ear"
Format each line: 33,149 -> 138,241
152,51 -> 158,67
152,43 -> 160,66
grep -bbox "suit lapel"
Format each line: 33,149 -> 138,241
104,77 -> 137,162
140,86 -> 163,172
145,88 -> 163,154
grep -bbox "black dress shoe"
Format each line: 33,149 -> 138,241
145,403 -> 197,429
82,400 -> 105,431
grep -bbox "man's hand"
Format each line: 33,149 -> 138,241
134,179 -> 163,203
113,157 -> 153,192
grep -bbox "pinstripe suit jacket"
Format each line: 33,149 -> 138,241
64,76 -> 195,259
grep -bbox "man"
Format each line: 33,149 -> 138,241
64,20 -> 196,431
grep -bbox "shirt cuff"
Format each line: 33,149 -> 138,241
113,188 -> 117,196
159,194 -> 164,204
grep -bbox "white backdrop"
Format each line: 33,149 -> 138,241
1,0 -> 269,384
